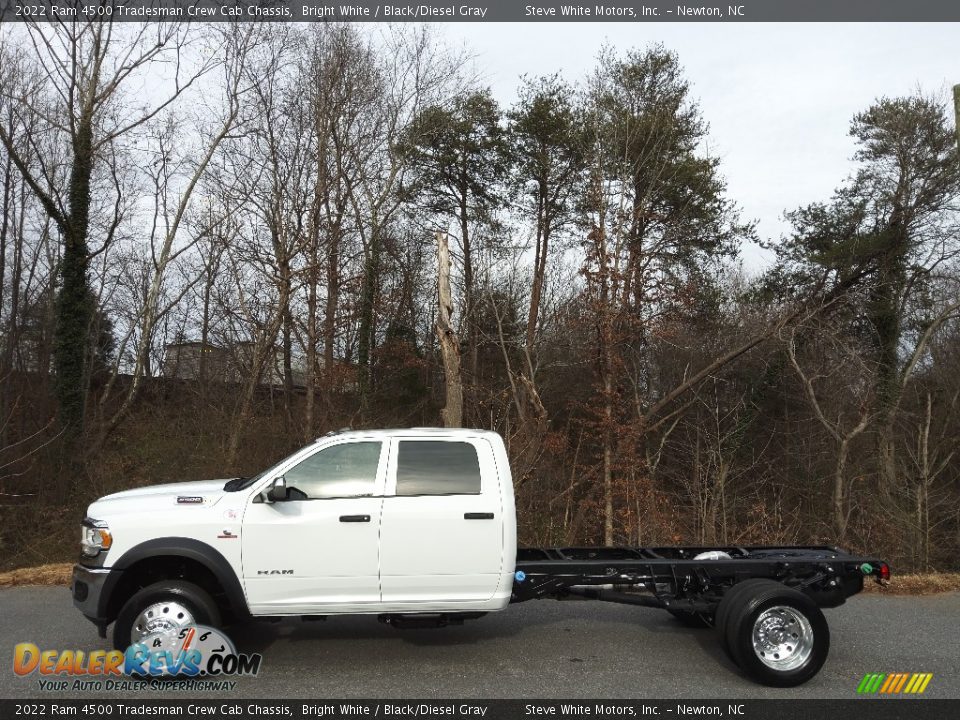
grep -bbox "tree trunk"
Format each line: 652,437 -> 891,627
55,116 -> 96,438
199,258 -> 214,383
0,129 -> 9,332
526,183 -> 549,359
877,420 -> 898,493
279,256 -> 294,424
834,438 -> 850,540
0,147 -> 18,376
227,366 -> 260,470
869,213 -> 908,491
227,339 -> 277,469
324,227 -> 340,387
953,84 -> 960,152
602,370 -> 613,546
0,145 -> 21,449
357,230 -> 380,407
305,255 -> 318,443
435,232 -> 463,428
459,186 -> 477,381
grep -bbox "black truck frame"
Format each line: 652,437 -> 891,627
511,544 -> 890,687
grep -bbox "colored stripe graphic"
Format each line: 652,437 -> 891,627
893,673 -> 909,693
890,674 -> 906,693
857,672 -> 932,694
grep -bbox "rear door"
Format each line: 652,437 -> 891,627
241,439 -> 387,613
379,437 -> 504,604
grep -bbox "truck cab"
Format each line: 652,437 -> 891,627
72,428 -> 517,649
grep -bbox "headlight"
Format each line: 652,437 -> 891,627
80,518 -> 113,557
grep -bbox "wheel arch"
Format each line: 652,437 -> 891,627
100,537 -> 249,625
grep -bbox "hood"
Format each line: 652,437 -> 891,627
88,479 -> 229,517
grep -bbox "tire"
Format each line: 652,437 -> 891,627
113,580 -> 221,651
715,579 -> 769,659
721,580 -> 829,687
721,580 -> 801,666
667,608 -> 713,628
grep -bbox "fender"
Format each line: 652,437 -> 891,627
99,537 -> 250,621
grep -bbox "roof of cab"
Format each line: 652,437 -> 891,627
315,427 -> 498,442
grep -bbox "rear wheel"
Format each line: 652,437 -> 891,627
720,580 -> 829,687
715,579 -> 769,657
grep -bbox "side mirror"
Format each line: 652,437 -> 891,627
266,477 -> 289,503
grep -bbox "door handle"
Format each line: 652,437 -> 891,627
339,515 -> 371,523
464,512 -> 494,520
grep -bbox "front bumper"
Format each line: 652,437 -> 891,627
71,563 -> 111,635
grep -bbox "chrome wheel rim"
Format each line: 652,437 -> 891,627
132,601 -> 195,641
751,605 -> 813,671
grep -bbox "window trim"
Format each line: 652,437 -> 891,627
385,437 -> 486,498
247,438 -> 389,503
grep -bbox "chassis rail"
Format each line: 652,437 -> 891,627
512,545 -> 889,613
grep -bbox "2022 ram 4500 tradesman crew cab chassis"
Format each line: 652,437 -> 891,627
72,428 -> 889,687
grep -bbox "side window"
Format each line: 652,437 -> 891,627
395,441 -> 481,496
283,442 -> 382,499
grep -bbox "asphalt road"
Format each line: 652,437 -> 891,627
1,586 -> 957,699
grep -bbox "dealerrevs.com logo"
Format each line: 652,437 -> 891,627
14,625 -> 262,692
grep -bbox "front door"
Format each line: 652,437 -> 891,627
241,439 -> 387,613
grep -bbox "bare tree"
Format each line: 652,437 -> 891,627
901,391 -> 956,569
100,29 -> 260,436
299,24 -> 374,439
785,327 -> 873,540
0,22 -> 216,438
342,26 -> 467,406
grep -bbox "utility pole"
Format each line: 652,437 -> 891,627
954,84 -> 960,152
435,231 -> 463,428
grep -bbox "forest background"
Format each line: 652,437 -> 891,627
1,22 -> 959,573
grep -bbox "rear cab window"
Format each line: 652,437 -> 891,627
394,440 -> 482,496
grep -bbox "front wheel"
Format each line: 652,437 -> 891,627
113,580 -> 221,651
721,580 -> 829,687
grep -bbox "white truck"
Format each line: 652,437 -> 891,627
72,428 -> 889,687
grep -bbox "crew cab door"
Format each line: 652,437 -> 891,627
379,437 -> 504,604
241,439 -> 387,613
